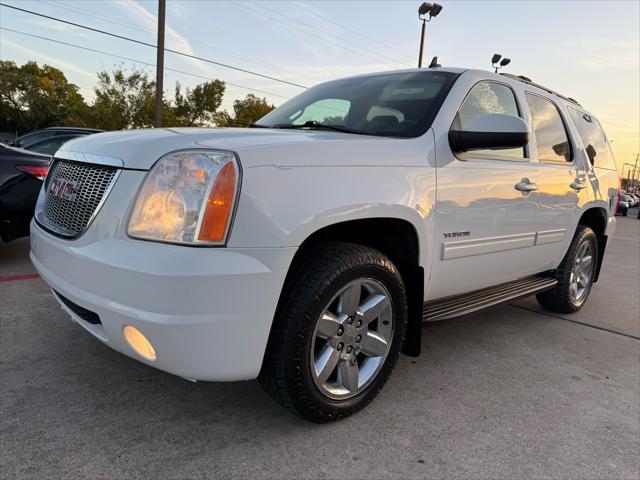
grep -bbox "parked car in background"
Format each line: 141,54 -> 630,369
628,193 -> 639,206
9,127 -> 102,150
30,68 -> 619,422
0,144 -> 50,242
621,192 -> 636,206
26,134 -> 87,156
616,195 -> 631,216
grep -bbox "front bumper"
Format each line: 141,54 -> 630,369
31,221 -> 296,381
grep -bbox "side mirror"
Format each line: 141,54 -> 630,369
449,113 -> 530,153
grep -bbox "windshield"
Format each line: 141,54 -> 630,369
255,71 -> 459,138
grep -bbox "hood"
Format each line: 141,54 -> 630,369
56,127 -> 430,170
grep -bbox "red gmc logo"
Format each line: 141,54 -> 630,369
49,178 -> 78,201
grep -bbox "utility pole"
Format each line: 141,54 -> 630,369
154,0 -> 166,128
631,153 -> 639,191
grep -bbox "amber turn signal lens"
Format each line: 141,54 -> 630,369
198,161 -> 237,242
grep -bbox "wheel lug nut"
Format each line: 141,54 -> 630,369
356,335 -> 361,342
356,320 -> 362,328
348,317 -> 354,325
337,327 -> 344,336
337,343 -> 344,351
346,346 -> 353,353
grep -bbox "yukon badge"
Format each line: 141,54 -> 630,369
443,231 -> 471,239
49,177 -> 79,202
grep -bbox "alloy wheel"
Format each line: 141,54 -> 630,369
569,241 -> 594,303
310,278 -> 394,400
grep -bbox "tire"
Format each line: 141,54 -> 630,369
259,242 -> 408,422
623,210 -> 628,216
536,225 -> 598,314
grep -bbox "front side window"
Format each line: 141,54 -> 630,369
255,71 -> 459,138
453,82 -> 525,158
526,94 -> 572,163
567,108 -> 617,170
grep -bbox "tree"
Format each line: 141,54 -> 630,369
216,94 -> 275,127
89,67 -> 158,130
0,60 -> 88,134
172,80 -> 225,127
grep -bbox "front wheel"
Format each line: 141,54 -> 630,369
536,225 -> 598,313
259,242 -> 407,422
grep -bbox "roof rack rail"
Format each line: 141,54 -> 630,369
500,73 -> 581,106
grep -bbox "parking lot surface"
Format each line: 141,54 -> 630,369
1,213 -> 639,479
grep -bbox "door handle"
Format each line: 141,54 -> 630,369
515,179 -> 538,192
570,179 -> 587,191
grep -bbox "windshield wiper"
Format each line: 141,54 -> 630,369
270,121 -> 368,135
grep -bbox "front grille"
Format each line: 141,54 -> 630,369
36,160 -> 118,238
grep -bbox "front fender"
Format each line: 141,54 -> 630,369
229,164 -> 436,271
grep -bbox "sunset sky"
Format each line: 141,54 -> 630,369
1,0 -> 638,170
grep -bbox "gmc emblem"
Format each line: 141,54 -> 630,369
49,178 -> 79,201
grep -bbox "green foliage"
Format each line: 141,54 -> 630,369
216,94 -> 275,127
0,60 -> 87,134
172,80 -> 225,127
89,67 -> 157,130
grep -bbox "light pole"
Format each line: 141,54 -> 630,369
417,2 -> 443,68
155,0 -> 166,128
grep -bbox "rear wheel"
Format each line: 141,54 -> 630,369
259,242 -> 407,422
536,225 -> 597,313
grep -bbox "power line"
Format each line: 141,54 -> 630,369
229,0 -> 400,69
0,3 -> 308,89
0,27 -> 290,100
41,0 -> 301,76
245,0 -> 408,67
286,0 -> 414,62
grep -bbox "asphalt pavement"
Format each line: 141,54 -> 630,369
1,213 -> 638,479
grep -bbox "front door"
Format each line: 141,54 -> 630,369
427,80 -> 545,300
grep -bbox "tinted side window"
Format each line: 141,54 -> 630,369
567,108 -> 617,170
525,94 -> 571,163
455,82 -> 524,158
17,131 -> 53,148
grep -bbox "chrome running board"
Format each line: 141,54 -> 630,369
423,276 -> 557,322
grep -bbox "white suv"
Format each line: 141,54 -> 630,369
30,68 -> 619,422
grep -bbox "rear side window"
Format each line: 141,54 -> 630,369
567,108 -> 617,170
455,82 -> 525,158
525,94 -> 572,163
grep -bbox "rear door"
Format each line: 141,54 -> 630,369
522,93 -> 583,271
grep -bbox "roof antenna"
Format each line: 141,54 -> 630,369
492,53 -> 511,73
428,56 -> 441,68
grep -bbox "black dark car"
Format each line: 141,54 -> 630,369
0,143 -> 50,242
9,127 -> 102,150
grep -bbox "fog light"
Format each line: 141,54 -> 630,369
123,325 -> 156,361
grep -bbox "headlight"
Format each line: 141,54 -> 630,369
128,149 -> 240,245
